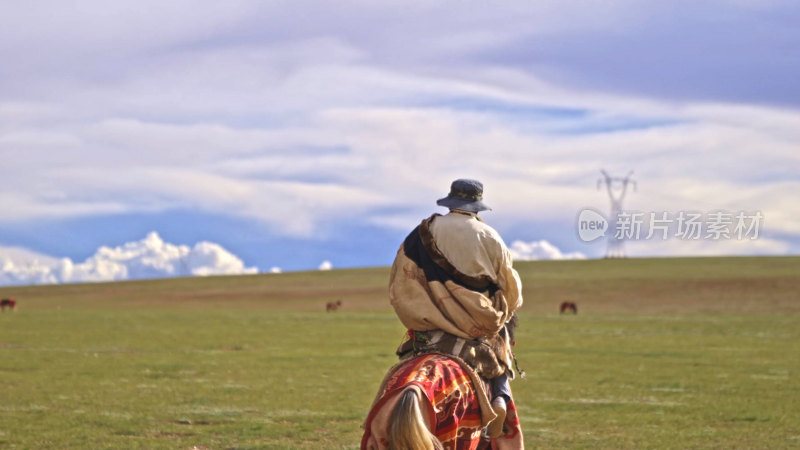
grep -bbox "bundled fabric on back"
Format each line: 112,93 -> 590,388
390,214 -> 519,339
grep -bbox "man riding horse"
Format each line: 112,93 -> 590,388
363,179 -> 524,449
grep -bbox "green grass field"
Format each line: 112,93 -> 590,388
1,257 -> 798,449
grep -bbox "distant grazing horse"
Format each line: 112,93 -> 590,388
326,300 -> 342,312
559,301 -> 577,314
0,298 -> 16,312
361,353 -> 523,449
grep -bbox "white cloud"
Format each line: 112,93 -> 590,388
509,240 -> 587,261
0,232 -> 257,286
268,266 -> 282,274
318,260 -> 333,271
0,256 -> 60,286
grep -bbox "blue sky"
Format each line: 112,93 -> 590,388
1,0 -> 799,281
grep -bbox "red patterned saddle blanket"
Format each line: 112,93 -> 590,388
362,354 -> 523,450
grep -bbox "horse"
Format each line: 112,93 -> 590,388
326,300 -> 342,312
559,301 -> 577,314
0,298 -> 16,312
361,353 -> 523,449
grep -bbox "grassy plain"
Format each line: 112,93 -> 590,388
1,257 -> 798,449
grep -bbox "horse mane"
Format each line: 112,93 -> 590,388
387,390 -> 442,450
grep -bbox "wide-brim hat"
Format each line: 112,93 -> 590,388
436,178 -> 491,212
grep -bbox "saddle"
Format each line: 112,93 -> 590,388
396,329 -> 512,381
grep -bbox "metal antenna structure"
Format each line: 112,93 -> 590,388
597,170 -> 637,258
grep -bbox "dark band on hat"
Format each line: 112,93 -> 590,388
451,190 -> 483,201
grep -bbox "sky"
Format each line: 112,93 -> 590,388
1,0 -> 799,285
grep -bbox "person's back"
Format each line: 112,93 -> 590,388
430,210 -> 503,277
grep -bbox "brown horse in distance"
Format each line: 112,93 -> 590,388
559,301 -> 577,314
326,300 -> 342,312
1,298 -> 17,312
